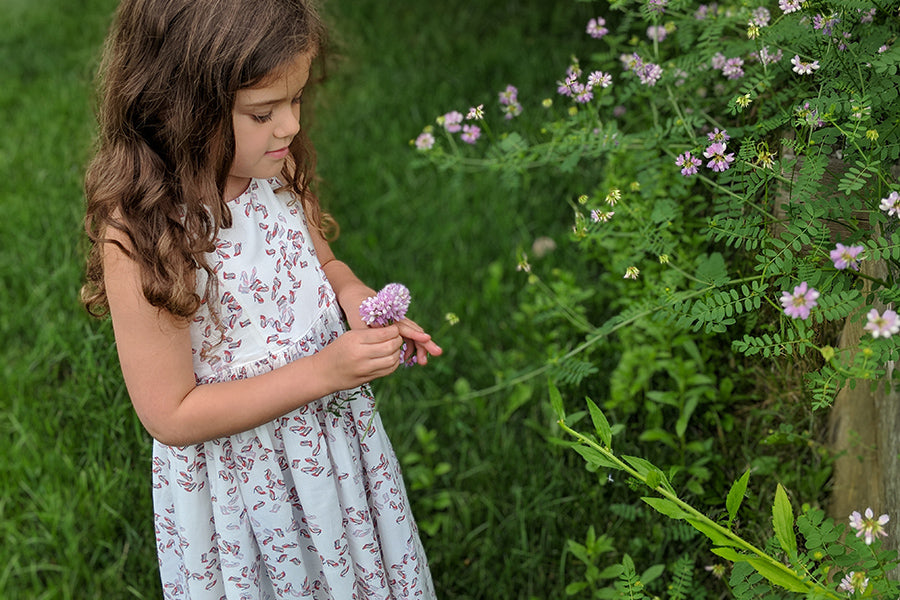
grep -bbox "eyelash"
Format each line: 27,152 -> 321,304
252,95 -> 304,124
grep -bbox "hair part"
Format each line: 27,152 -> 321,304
82,0 -> 328,320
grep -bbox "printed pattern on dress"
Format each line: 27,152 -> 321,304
151,179 -> 435,599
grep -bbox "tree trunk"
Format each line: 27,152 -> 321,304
828,258 -> 900,561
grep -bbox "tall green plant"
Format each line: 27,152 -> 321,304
413,0 -> 900,596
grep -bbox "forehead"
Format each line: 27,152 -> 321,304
236,52 -> 314,103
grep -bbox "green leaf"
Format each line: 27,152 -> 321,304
548,379 -> 565,420
773,484 -> 797,556
642,497 -> 688,520
571,444 -> 621,470
685,518 -> 740,547
725,470 -> 750,526
586,397 -> 612,448
710,549 -> 810,593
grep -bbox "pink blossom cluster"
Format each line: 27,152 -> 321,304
586,17 -> 608,39
557,63 -> 612,104
711,52 -> 744,80
780,282 -> 819,320
849,508 -> 890,545
438,109 -> 481,145
498,85 -> 523,120
619,53 -> 662,86
880,191 -> 900,218
359,283 -> 411,326
830,243 -> 864,271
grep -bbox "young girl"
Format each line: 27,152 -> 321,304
82,1 -> 441,597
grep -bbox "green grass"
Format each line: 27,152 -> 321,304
1,0 -> 610,597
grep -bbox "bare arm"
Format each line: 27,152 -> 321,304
103,237 -> 405,447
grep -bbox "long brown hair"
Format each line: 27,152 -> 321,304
82,0 -> 328,319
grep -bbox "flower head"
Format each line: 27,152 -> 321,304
647,25 -> 667,42
830,243 -> 864,270
590,209 -> 615,223
605,188 -> 621,206
638,62 -> 663,86
675,151 -> 701,176
587,71 -> 612,89
359,283 -> 411,326
791,55 -> 821,75
587,17 -> 609,39
779,0 -> 801,14
498,85 -> 518,106
624,266 -> 640,279
707,128 -> 730,143
414,132 -> 435,151
466,104 -> 484,120
839,571 -> 870,594
461,124 -> 481,144
864,309 -> 900,339
849,508 -> 890,544
440,111 -> 463,133
780,282 -> 819,320
703,142 -> 735,172
647,0 -> 667,14
880,191 -> 900,217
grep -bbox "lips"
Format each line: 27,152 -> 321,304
265,147 -> 290,159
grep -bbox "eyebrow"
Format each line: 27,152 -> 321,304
241,87 -> 305,109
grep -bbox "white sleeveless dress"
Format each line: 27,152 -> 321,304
151,178 -> 436,599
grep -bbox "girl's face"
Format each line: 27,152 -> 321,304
226,52 -> 313,200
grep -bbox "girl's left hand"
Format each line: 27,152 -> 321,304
395,318 -> 443,366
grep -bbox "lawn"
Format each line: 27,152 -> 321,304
1,0 -> 613,597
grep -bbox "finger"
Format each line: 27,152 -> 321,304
396,319 -> 425,335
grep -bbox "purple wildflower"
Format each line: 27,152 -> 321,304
753,46 -> 783,65
865,309 -> 900,339
880,191 -> 900,217
711,52 -> 727,70
590,209 -> 614,223
466,104 -> 484,120
638,62 -> 663,86
780,282 -> 819,320
648,0 -> 667,14
359,283 -> 411,326
675,152 -> 701,176
830,243 -> 864,270
779,0 -> 801,13
414,132 -> 435,150
461,124 -> 481,144
722,57 -> 745,79
813,13 -> 840,36
751,7 -> 771,26
621,53 -> 643,72
572,82 -> 593,104
501,102 -> 523,120
791,55 -> 820,75
647,25 -> 667,42
557,72 -> 578,97
849,508 -> 890,543
587,71 -> 612,89
707,128 -> 730,143
694,3 -> 717,19
839,572 -> 869,595
703,142 -> 735,172
498,85 -> 518,105
441,111 -> 463,133
859,8 -> 876,24
587,17 -> 609,39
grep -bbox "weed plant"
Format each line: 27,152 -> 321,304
413,0 -> 900,597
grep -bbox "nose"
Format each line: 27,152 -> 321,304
274,105 -> 301,140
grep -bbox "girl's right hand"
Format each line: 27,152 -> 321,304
315,325 -> 404,391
